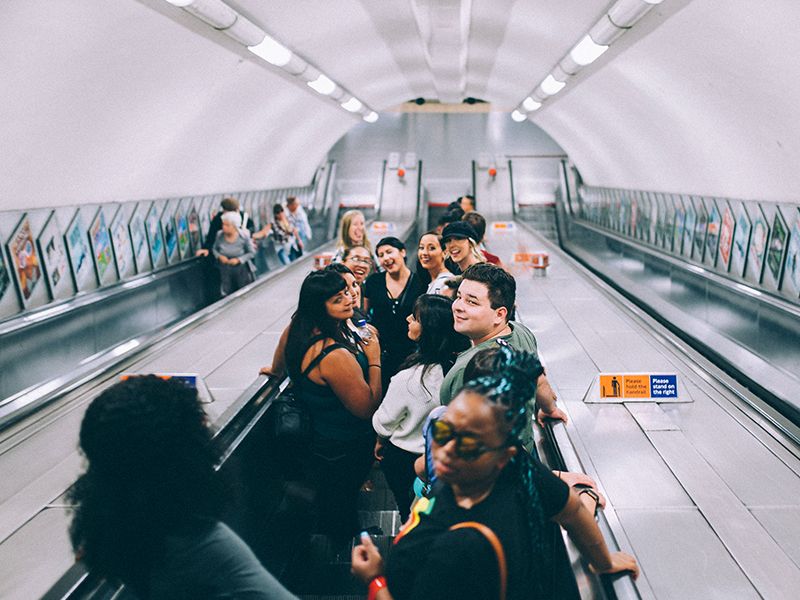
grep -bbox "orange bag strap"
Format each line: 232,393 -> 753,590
449,521 -> 507,600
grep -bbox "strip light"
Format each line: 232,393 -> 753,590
511,0 -> 664,122
161,0 -> 378,122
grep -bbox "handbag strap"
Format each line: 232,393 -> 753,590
449,521 -> 507,600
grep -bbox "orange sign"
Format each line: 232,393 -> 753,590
491,221 -> 516,232
598,373 -> 679,400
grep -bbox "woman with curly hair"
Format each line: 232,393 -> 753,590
352,347 -> 638,600
69,376 -> 296,600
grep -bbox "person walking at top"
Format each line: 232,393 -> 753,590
212,212 -> 255,295
286,196 -> 312,246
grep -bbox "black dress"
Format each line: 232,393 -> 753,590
364,270 -> 426,391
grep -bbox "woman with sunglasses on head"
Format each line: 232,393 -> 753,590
352,347 -> 638,600
285,270 -> 382,543
364,237 -> 427,392
372,295 -> 469,521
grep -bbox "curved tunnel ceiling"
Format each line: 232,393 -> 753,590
1,0 -> 797,208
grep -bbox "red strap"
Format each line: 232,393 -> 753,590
368,575 -> 388,600
450,521 -> 507,600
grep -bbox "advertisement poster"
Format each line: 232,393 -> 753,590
731,206 -> 752,277
0,249 -> 10,303
188,205 -> 201,252
661,195 -> 675,250
705,201 -> 721,267
66,211 -> 92,290
200,205 -> 211,240
766,209 -> 788,284
718,203 -> 735,272
693,202 -> 707,261
7,215 -> 42,305
129,209 -> 149,273
673,200 -> 685,254
629,195 -> 638,237
649,195 -> 658,244
109,209 -> 133,278
749,206 -> 769,283
163,214 -> 178,263
784,215 -> 800,295
683,201 -> 696,256
89,210 -> 113,283
37,212 -> 71,299
145,203 -> 165,267
176,212 -> 190,258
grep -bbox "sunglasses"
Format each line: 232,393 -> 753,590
430,418 -> 508,461
348,256 -> 373,265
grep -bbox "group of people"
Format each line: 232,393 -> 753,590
67,196 -> 638,599
197,195 -> 312,295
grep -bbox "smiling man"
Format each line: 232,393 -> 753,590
439,263 -> 567,445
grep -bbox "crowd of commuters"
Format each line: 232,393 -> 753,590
69,196 -> 638,599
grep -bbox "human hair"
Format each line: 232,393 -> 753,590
376,236 -> 405,253
400,295 -> 470,392
68,376 -> 222,594
325,262 -> 354,277
273,203 -> 285,216
342,245 -> 372,262
461,263 -> 515,317
462,212 -> 486,241
460,346 -> 550,597
221,197 -> 239,212
420,230 -> 444,249
221,211 -> 242,228
286,196 -> 298,206
437,208 -> 464,228
285,270 -> 355,380
338,209 -> 372,252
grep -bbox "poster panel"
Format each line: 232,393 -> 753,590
717,201 -> 736,272
661,194 -> 675,251
766,209 -> 788,286
672,196 -> 685,254
89,209 -> 115,285
109,207 -> 134,279
682,199 -> 696,256
704,200 -> 721,267
731,205 -> 751,277
6,214 -> 42,306
176,209 -> 191,259
693,200 -> 708,261
162,206 -> 178,264
65,209 -> 94,290
200,199 -> 212,241
145,202 -> 166,268
187,203 -> 201,253
784,211 -> 800,295
129,206 -> 150,274
648,193 -> 659,244
629,194 -> 638,237
749,205 -> 769,284
37,211 -> 72,300
0,243 -> 10,304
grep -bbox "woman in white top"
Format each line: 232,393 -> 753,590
372,294 -> 469,521
417,231 -> 453,295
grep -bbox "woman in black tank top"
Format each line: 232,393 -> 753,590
285,271 -> 383,543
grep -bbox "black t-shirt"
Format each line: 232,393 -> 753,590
364,270 -> 426,376
386,460 -> 569,600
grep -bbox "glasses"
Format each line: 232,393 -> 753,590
348,257 -> 373,265
430,419 -> 507,461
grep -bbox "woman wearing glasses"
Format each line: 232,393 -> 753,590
352,347 -> 638,600
342,245 -> 374,312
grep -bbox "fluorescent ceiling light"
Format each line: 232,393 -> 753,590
511,110 -> 527,122
540,74 -> 566,96
307,74 -> 336,95
570,35 -> 609,66
165,0 -> 194,6
248,35 -> 292,67
522,97 -> 541,111
341,97 -> 363,112
363,112 -> 379,123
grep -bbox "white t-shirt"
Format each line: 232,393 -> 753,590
372,363 -> 444,453
426,271 -> 454,295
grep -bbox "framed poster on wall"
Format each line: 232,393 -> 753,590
0,245 -> 10,304
145,202 -> 166,269
784,211 -> 800,296
176,209 -> 191,259
89,209 -> 115,285
704,200 -> 721,267
109,207 -> 135,279
693,200 -> 708,261
682,199 -> 696,256
648,193 -> 658,244
129,206 -> 150,274
661,194 -> 675,251
731,205 -> 751,277
200,200 -> 212,241
161,207 -> 178,264
187,203 -> 201,253
749,205 -> 770,284
629,194 -> 638,238
65,210 -> 94,291
37,211 -> 72,300
6,214 -> 42,306
717,201 -> 736,272
766,209 -> 788,286
672,196 -> 685,254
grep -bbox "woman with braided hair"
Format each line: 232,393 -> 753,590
68,376 -> 296,599
351,347 -> 638,600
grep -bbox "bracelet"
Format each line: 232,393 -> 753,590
578,487 -> 601,517
368,576 -> 388,600
556,470 -> 562,480
369,364 -> 381,368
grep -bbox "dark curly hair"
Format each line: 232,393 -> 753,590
460,346 -> 553,597
68,376 -> 223,594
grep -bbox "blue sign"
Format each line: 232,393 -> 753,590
650,374 -> 678,398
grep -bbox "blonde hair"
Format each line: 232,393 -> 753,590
338,210 -> 372,252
